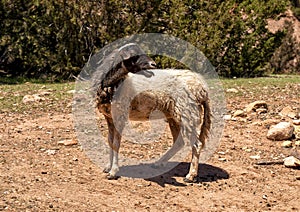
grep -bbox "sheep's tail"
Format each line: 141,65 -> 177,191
199,99 -> 212,147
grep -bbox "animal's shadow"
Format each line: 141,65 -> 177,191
118,162 -> 229,187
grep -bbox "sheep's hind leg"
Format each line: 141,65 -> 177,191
184,137 -> 203,183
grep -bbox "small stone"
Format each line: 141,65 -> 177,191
293,120 -> 300,125
22,94 -> 45,104
250,155 -> 261,160
245,101 -> 268,113
295,141 -> 300,147
279,106 -> 297,119
233,110 -> 246,117
283,156 -> 300,168
223,115 -> 232,120
281,141 -> 293,148
57,139 -> 78,146
45,149 -> 56,155
267,122 -> 294,141
226,88 -> 239,93
67,90 -> 76,94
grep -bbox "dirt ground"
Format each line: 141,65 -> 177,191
0,76 -> 300,211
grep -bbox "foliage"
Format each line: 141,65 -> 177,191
0,0 -> 290,79
270,21 -> 300,74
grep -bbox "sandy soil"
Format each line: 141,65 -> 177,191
0,78 -> 299,211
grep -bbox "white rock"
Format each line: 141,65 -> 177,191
250,155 -> 261,159
267,122 -> 294,141
295,140 -> 300,146
284,156 -> 300,168
45,149 -> 57,155
22,94 -> 45,104
57,139 -> 78,146
223,115 -> 232,120
245,101 -> 268,113
226,88 -> 239,93
293,120 -> 300,125
67,90 -> 76,94
281,141 -> 293,148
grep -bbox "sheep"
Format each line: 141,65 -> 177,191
92,43 -> 211,183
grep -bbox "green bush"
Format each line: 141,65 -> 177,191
0,0 -> 290,79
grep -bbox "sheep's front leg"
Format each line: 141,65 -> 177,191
107,127 -> 121,179
104,117 -> 121,179
184,139 -> 203,183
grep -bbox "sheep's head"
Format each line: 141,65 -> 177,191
118,43 -> 156,73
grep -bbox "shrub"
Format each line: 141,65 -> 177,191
0,0 -> 290,79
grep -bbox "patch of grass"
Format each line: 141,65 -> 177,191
0,81 -> 75,113
1,75 -> 299,114
221,75 -> 300,107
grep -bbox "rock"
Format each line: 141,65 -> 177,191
245,101 -> 268,113
233,110 -> 246,117
293,120 -> 300,125
295,140 -> 300,147
22,94 -> 45,103
250,155 -> 261,160
226,88 -> 239,93
281,141 -> 293,148
283,156 -> 300,168
57,139 -> 78,146
267,122 -> 294,141
67,90 -> 76,94
223,115 -> 232,120
45,149 -> 57,155
279,106 -> 297,119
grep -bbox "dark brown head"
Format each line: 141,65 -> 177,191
118,43 -> 156,73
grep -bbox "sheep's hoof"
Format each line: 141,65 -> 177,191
183,177 -> 197,183
106,174 -> 120,180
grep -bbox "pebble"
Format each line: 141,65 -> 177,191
245,101 -> 268,113
223,115 -> 232,120
283,156 -> 300,168
45,149 -> 57,155
281,141 -> 293,148
233,110 -> 246,117
250,155 -> 261,159
226,88 -> 239,93
279,106 -> 297,119
267,122 -> 294,141
57,139 -> 78,146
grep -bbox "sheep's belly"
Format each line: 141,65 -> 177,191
128,91 -> 171,121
